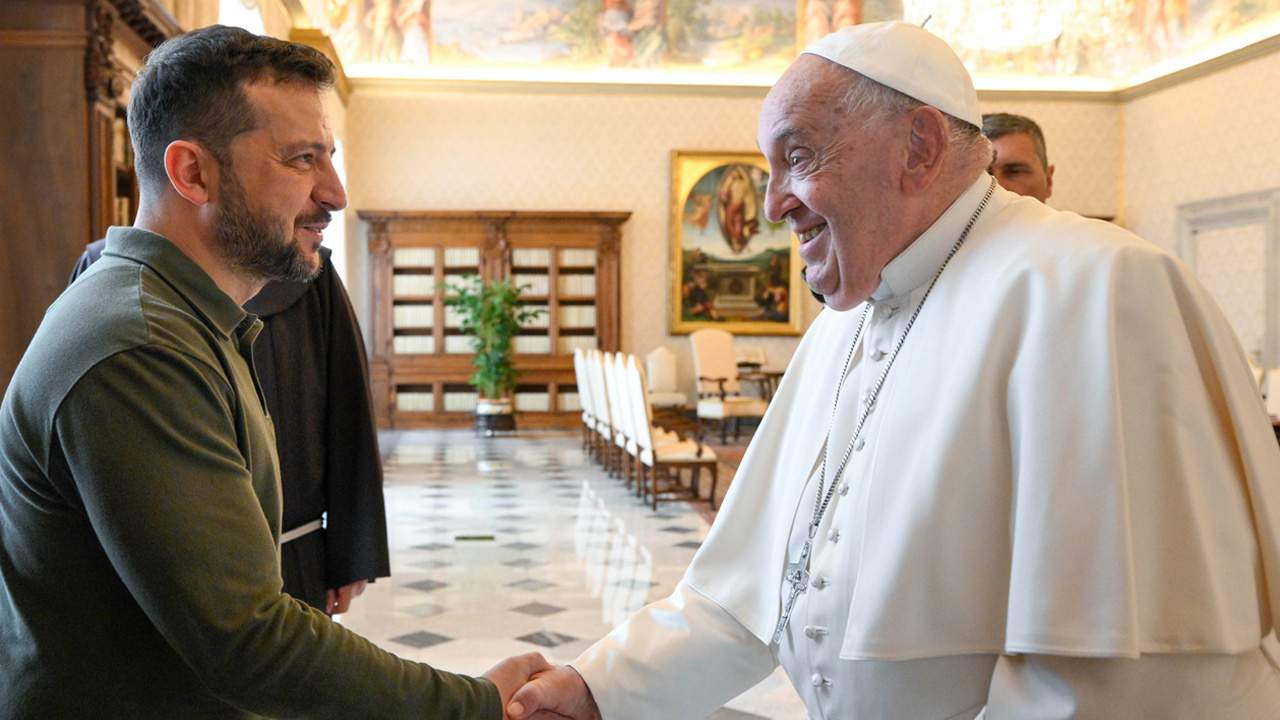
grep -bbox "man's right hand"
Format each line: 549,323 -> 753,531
507,665 -> 602,720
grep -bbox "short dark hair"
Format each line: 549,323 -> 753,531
128,25 -> 335,194
981,112 -> 1050,169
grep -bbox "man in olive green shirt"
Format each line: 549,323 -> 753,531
0,25 -> 545,718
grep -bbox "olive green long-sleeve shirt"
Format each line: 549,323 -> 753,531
0,227 -> 499,719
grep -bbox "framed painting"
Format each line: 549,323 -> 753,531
669,150 -> 802,336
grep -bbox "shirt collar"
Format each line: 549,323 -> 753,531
102,226 -> 251,341
871,175 -> 995,302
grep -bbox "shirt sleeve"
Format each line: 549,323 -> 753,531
54,345 -> 500,720
570,581 -> 779,720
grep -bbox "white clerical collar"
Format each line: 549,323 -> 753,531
871,175 -> 994,302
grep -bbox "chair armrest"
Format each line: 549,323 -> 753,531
698,376 -> 729,401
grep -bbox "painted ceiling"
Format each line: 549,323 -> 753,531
302,0 -> 1280,90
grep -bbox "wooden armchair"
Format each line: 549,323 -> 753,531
689,329 -> 769,444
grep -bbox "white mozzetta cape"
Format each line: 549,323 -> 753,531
685,182 -> 1280,661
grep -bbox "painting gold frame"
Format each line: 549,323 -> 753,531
669,150 -> 803,336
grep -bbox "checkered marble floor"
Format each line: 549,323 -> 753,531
335,428 -> 806,720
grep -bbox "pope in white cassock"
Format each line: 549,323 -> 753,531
509,21 -> 1280,720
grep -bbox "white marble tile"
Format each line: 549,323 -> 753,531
337,428 -> 806,719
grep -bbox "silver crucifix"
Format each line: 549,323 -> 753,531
771,537 -> 812,645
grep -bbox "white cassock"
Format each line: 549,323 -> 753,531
570,177 -> 1280,719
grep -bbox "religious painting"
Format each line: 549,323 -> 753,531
664,0 -> 799,71
316,0 -> 434,66
798,0 -> 901,46
429,0 -> 592,66
669,151 -> 802,336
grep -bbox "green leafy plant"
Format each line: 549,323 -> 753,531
445,275 -> 544,400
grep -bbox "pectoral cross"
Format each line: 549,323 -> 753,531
771,536 -> 812,645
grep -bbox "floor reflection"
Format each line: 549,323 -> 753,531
334,428 -> 804,719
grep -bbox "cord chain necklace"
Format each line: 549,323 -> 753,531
771,178 -> 995,646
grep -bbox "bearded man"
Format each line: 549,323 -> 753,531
503,21 -> 1280,720
0,25 -> 548,718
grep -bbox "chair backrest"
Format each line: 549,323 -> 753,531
645,345 -> 679,393
599,351 -> 622,432
586,349 -> 612,430
625,355 -> 657,452
572,348 -> 594,421
690,328 -> 740,395
606,351 -> 632,440
1267,367 -> 1280,418
1247,354 -> 1266,392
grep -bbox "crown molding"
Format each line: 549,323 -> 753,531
1118,32 -> 1280,102
289,28 -> 351,105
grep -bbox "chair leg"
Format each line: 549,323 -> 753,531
733,417 -> 741,441
690,466 -> 701,502
709,462 -> 719,510
720,418 -> 727,445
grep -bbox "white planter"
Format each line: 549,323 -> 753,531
476,397 -> 514,416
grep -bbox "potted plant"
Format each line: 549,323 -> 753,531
446,275 -> 544,435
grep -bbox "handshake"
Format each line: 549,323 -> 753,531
483,653 -> 602,720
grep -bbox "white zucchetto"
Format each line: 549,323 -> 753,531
802,21 -> 983,128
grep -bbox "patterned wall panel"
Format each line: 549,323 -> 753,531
977,97 -> 1122,219
1125,50 -> 1280,254
1195,223 -> 1268,359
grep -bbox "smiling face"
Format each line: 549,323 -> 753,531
757,55 -> 910,311
989,131 -> 1053,202
214,80 -> 346,283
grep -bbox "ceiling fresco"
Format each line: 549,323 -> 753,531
301,0 -> 1280,89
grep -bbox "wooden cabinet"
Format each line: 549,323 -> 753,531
0,0 -> 179,392
359,210 -> 629,429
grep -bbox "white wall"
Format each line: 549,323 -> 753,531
1124,50 -> 1280,252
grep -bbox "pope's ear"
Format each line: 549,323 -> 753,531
900,106 -> 948,194
162,140 -> 218,206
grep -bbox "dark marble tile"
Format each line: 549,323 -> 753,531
408,559 -> 452,570
507,579 -> 555,591
501,558 -> 547,569
392,630 -> 452,649
511,601 -> 565,617
404,579 -> 448,593
516,631 -> 577,648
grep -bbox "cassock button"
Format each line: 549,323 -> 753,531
869,348 -> 885,361
854,438 -> 865,452
804,625 -> 828,639
838,483 -> 849,496
811,673 -> 826,687
811,574 -> 827,589
827,528 -> 840,542
879,305 -> 896,319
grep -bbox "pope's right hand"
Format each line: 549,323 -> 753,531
507,665 -> 602,720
